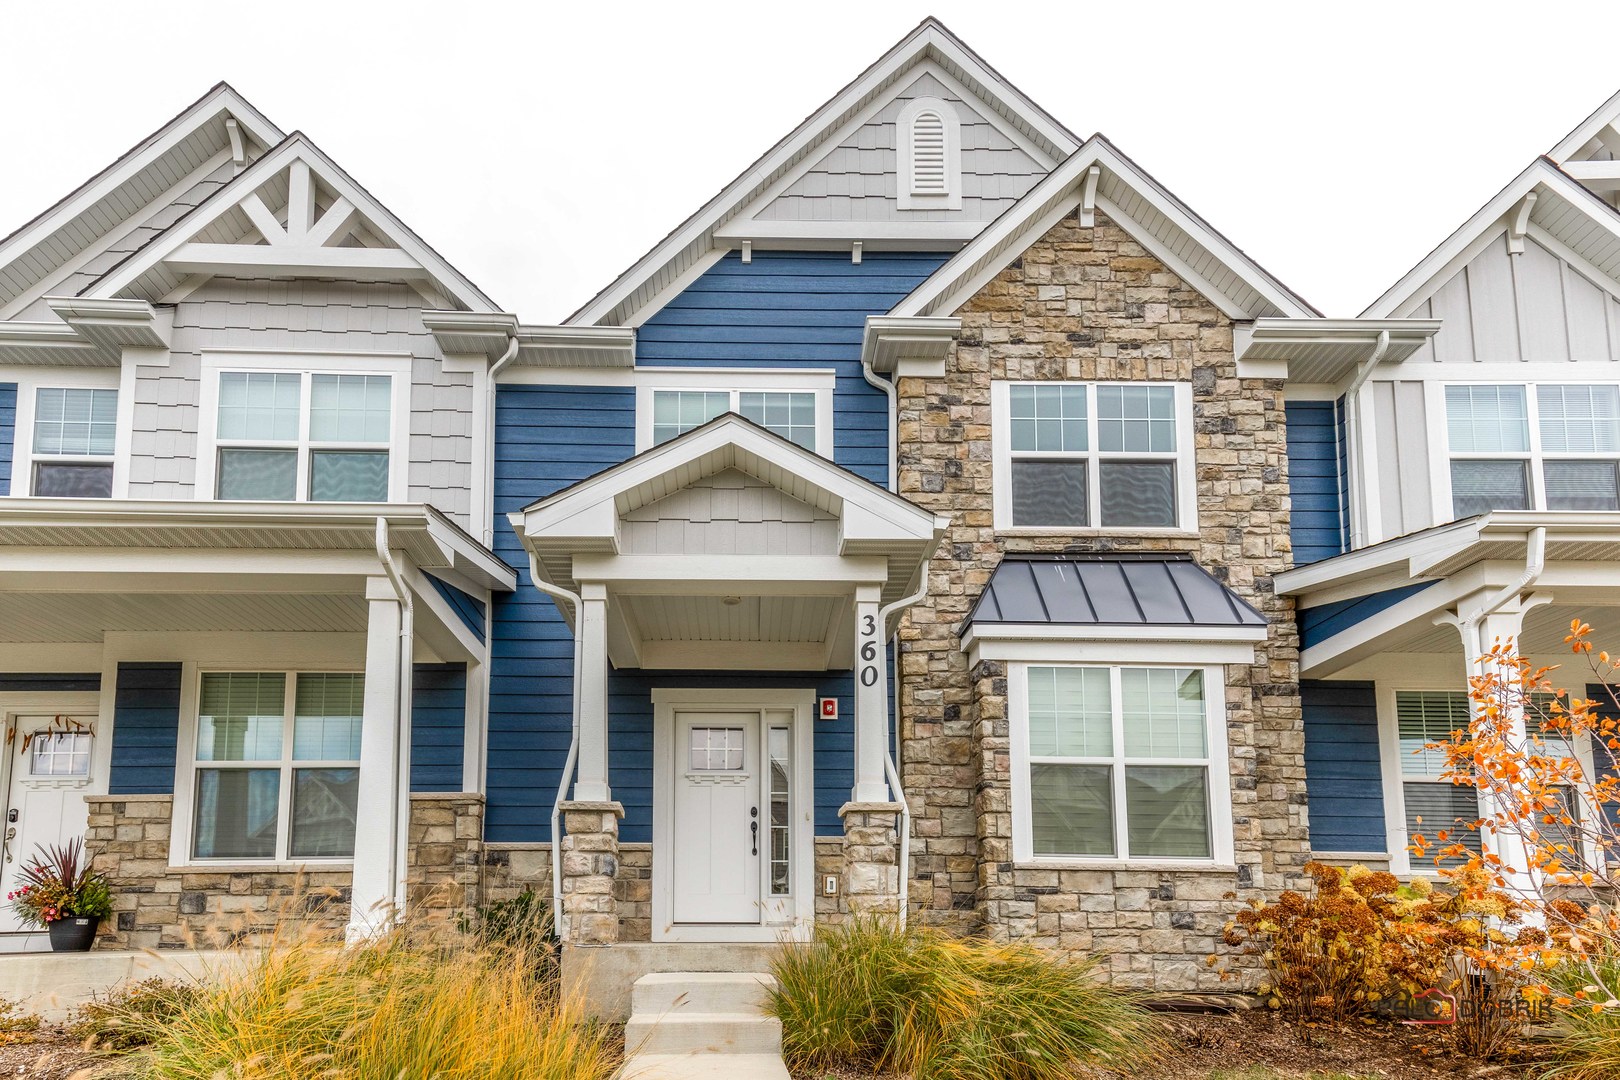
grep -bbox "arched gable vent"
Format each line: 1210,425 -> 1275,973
898,97 -> 962,210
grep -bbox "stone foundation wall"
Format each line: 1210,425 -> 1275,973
87,792 -> 486,949
894,209 -> 1310,989
483,841 -> 652,941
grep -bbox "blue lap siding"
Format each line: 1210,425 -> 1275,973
1301,680 -> 1386,853
0,382 -> 15,496
411,663 -> 467,792
1298,582 -> 1437,651
485,252 -> 945,843
1284,399 -> 1349,565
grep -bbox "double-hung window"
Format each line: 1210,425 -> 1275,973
994,382 -> 1192,531
1014,664 -> 1222,862
208,369 -> 398,502
1396,690 -> 1481,867
31,387 -> 116,497
1444,383 -> 1620,517
189,671 -> 363,862
649,388 -> 818,450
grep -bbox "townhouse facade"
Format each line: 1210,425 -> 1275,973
0,18 -> 1614,997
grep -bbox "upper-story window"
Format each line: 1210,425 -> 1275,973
991,381 -> 1196,532
1444,383 -> 1620,517
634,371 -> 835,456
31,387 -> 116,497
897,97 -> 961,211
198,358 -> 408,504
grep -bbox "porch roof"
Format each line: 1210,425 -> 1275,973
968,553 -> 1265,629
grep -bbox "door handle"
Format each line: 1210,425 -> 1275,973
750,806 -> 759,856
3,826 -> 13,865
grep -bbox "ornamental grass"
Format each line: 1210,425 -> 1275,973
96,917 -> 617,1080
764,917 -> 1164,1080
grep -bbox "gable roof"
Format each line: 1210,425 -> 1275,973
1362,156 -> 1620,319
0,82 -> 284,317
890,134 -> 1320,321
83,132 -> 498,312
1550,86 -> 1620,162
565,18 -> 1079,328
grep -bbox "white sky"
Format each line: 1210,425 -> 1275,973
3,0 -> 1616,321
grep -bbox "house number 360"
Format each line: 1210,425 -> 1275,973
859,613 -> 879,687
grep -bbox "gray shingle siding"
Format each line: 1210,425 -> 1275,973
130,277 -> 474,522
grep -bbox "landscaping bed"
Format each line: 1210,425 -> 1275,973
0,1030 -> 104,1079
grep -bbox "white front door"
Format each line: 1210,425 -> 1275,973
672,710 -> 760,923
654,690 -> 814,942
2,715 -> 97,935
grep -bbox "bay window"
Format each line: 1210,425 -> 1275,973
1013,663 -> 1226,863
189,671 -> 363,862
1444,383 -> 1620,518
993,381 -> 1194,531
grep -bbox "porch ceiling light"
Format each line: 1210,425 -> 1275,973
721,595 -> 743,606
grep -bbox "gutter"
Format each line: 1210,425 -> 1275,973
1343,330 -> 1390,550
520,547 -> 584,942
373,518 -> 415,922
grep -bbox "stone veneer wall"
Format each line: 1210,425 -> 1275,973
87,793 -> 486,949
483,842 -> 652,942
894,209 -> 1309,989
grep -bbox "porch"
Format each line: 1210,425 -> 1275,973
1280,512 -> 1620,885
509,414 -> 946,945
0,500 -> 514,949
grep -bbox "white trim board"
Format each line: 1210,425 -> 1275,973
5,367 -> 122,499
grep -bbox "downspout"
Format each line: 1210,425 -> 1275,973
523,547 -> 584,942
1343,330 -> 1390,550
482,334 -> 521,547
876,572 -> 930,926
1459,525 -> 1548,650
373,519 -> 414,919
860,355 -> 899,494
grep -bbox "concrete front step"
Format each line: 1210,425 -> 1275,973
631,971 -> 776,1017
621,1053 -> 791,1080
625,1012 -> 784,1056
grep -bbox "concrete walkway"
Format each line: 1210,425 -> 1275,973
619,971 -> 790,1080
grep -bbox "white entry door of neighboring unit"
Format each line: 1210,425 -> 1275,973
672,711 -> 762,924
1,715 -> 97,935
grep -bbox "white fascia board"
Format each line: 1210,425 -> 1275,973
573,554 -> 890,592
516,416 -> 937,540
1360,160 -> 1619,319
966,634 -> 1261,667
1275,518 -> 1484,598
861,315 -> 963,376
565,19 -> 1079,328
891,138 -> 1316,322
964,622 -> 1268,646
87,135 -> 498,313
402,564 -> 484,663
0,84 -> 283,277
512,325 -> 636,368
715,219 -> 987,243
421,310 -> 521,361
1549,88 -> 1620,162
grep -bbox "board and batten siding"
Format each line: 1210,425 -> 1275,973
127,278 -> 475,523
1407,234 -> 1620,364
1282,399 -> 1347,565
0,381 -> 14,496
635,250 -> 948,488
620,469 -> 840,556
1301,680 -> 1386,854
1369,380 -> 1432,541
757,72 -> 1048,224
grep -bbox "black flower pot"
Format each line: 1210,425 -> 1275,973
47,916 -> 99,952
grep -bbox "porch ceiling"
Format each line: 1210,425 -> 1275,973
0,591 -> 366,643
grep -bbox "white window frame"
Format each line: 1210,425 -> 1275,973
1429,379 -> 1620,523
991,380 -> 1197,535
897,97 -> 962,211
195,352 -> 411,504
171,665 -> 363,868
1008,660 -> 1234,869
632,368 -> 836,455
1375,680 -> 1603,878
5,368 -> 121,498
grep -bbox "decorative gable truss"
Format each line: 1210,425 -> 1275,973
84,134 -> 497,313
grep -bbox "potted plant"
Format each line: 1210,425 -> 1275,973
6,838 -> 113,951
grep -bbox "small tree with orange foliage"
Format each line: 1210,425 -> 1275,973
1410,618 -> 1620,1017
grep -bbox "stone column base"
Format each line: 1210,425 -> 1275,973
559,800 -> 624,945
839,800 -> 904,919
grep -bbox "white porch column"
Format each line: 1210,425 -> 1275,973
851,585 -> 889,804
350,580 -> 408,940
573,582 -> 612,803
1446,594 -> 1544,903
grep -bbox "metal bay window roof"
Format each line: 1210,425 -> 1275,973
968,553 -> 1266,629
